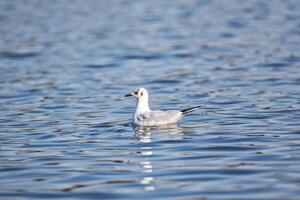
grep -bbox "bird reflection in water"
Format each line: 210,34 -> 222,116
134,124 -> 190,191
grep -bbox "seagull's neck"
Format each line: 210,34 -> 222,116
136,96 -> 150,114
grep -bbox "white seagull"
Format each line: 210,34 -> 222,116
125,88 -> 200,126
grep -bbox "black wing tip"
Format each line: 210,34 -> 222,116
180,105 -> 201,114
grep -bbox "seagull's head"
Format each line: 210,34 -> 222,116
125,88 -> 148,99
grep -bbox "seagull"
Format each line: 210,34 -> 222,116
125,88 -> 200,126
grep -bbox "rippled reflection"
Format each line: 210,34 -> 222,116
135,127 -> 155,191
134,125 -> 191,191
134,124 -> 190,136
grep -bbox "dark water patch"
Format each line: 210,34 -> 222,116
256,62 -> 289,68
172,52 -> 194,58
0,51 -> 40,59
220,32 -> 235,38
228,19 -> 247,28
209,100 -> 246,105
171,44 -> 186,50
0,167 -> 27,172
122,54 -> 164,61
59,184 -> 91,192
201,45 -> 231,54
283,55 -> 300,63
145,79 -> 182,84
202,145 -> 256,152
140,16 -> 161,23
38,105 -> 68,109
84,63 -> 119,69
0,192 -> 123,199
221,168 -> 263,175
0,93 -> 36,99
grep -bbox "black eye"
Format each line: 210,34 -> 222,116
141,92 -> 143,96
134,91 -> 138,95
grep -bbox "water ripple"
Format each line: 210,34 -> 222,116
0,0 -> 300,200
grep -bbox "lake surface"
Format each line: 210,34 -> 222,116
1,0 -> 300,199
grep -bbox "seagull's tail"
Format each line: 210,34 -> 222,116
180,106 -> 201,115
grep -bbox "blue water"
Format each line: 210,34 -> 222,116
1,0 -> 300,199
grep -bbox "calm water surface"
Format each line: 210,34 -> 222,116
1,0 -> 300,199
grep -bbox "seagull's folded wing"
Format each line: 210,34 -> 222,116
140,110 -> 182,125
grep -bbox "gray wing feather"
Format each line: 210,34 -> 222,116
136,110 -> 182,126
